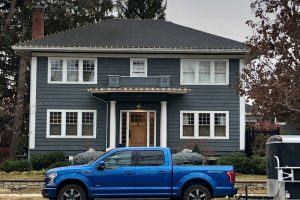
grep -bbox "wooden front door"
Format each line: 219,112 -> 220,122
129,112 -> 147,147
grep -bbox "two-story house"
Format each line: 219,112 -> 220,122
13,6 -> 246,156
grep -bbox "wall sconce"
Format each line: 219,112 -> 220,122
136,103 -> 142,110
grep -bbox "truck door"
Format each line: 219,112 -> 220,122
135,150 -> 172,196
93,150 -> 135,197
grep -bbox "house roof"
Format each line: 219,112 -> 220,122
13,19 -> 247,55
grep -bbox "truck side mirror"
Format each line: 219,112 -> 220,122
97,161 -> 105,170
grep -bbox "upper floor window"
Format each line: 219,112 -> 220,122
180,111 -> 229,139
180,59 -> 229,85
47,109 -> 96,138
130,58 -> 147,77
48,58 -> 97,84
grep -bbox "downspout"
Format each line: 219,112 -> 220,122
90,93 -> 109,150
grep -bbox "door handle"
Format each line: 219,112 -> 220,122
159,171 -> 167,174
125,171 -> 134,175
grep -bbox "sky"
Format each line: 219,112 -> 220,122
166,0 -> 254,42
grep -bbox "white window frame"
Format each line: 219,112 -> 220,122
48,57 -> 97,84
130,58 -> 147,77
46,109 -> 97,138
180,111 -> 229,139
180,59 -> 229,85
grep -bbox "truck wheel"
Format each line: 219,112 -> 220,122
183,184 -> 211,200
57,184 -> 86,200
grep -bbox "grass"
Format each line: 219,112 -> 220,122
236,174 -> 266,180
0,171 -> 44,180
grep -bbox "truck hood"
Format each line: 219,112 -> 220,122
47,164 -> 92,175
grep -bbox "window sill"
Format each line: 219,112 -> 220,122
180,136 -> 229,140
46,136 -> 96,139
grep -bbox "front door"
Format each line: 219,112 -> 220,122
129,112 -> 147,147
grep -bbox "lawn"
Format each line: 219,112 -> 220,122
0,171 -> 44,180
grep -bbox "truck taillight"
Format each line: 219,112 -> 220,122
227,171 -> 236,183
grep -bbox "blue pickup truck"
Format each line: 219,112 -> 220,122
42,147 -> 236,200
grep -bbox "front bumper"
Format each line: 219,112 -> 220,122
42,186 -> 57,199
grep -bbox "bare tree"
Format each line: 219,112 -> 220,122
236,0 -> 300,128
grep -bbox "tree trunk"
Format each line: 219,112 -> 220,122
9,57 -> 27,160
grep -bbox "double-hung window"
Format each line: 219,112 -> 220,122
180,59 -> 229,85
47,110 -> 96,138
48,58 -> 97,84
181,111 -> 229,139
130,58 -> 147,77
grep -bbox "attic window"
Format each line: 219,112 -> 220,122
48,57 -> 97,84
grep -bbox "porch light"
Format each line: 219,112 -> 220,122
136,103 -> 142,110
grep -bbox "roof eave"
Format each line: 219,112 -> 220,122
12,46 -> 249,56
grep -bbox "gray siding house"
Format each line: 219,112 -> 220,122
13,13 -> 246,156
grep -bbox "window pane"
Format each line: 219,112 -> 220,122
66,112 -> 77,136
136,150 -> 164,166
132,60 -> 146,77
83,60 -> 95,82
50,59 -> 63,82
215,113 -> 226,137
215,61 -> 226,84
182,61 -> 196,84
67,60 -> 79,82
50,112 -> 61,135
105,151 -> 132,169
199,113 -> 210,136
183,113 -> 194,136
82,112 -> 94,136
198,61 -> 210,84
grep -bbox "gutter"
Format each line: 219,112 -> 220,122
12,46 -> 249,55
90,93 -> 109,150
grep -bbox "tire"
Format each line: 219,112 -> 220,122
57,184 -> 86,200
183,184 -> 211,200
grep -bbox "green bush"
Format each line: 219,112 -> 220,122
218,152 -> 266,175
0,160 -> 30,172
30,151 -> 65,170
47,161 -> 70,169
172,149 -> 203,165
73,149 -> 104,165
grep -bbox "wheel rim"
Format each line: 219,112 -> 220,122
188,188 -> 207,200
62,188 -> 81,200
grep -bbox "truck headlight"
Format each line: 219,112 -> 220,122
47,173 -> 57,184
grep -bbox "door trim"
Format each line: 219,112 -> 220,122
119,110 -> 156,147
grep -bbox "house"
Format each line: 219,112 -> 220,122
12,6 -> 247,156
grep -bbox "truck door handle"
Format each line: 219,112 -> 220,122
159,171 -> 167,174
125,171 -> 134,175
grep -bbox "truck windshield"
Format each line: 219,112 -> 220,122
88,149 -> 113,165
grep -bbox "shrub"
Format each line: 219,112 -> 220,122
73,149 -> 104,165
249,155 -> 266,175
172,149 -> 203,165
192,144 -> 201,154
30,151 -> 65,170
47,161 -> 71,169
218,152 -> 266,175
0,160 -> 30,172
